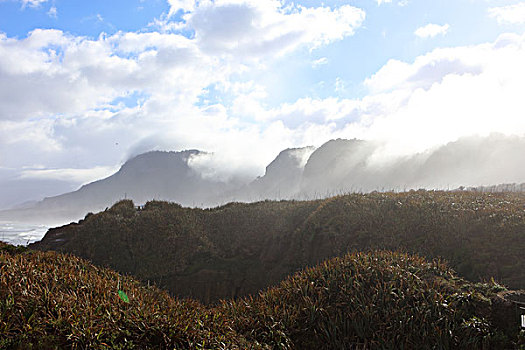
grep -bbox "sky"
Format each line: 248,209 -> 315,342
0,0 -> 525,208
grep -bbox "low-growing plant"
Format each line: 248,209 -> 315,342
222,251 -> 522,349
0,243 -> 253,349
1,243 -> 523,349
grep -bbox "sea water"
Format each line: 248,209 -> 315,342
0,221 -> 49,246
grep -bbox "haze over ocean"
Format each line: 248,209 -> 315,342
0,221 -> 48,246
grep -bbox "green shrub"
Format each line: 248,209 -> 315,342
1,245 -> 522,348
223,251 -> 521,349
0,247 -> 254,349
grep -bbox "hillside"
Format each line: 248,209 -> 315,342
31,190 -> 525,304
0,150 -> 240,224
4,134 -> 525,226
2,243 -> 523,348
224,251 -> 524,349
300,134 -> 525,195
238,146 -> 316,200
0,242 -> 251,349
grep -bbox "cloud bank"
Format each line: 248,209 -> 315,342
1,0 -> 525,208
489,3 -> 525,25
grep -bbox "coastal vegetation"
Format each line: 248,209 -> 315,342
2,243 -> 523,348
32,190 -> 525,303
3,189 -> 525,347
0,242 -> 248,349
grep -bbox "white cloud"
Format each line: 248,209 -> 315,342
376,0 -> 408,6
489,3 -> 525,24
47,5 -> 57,18
156,1 -> 366,56
19,166 -> 118,184
335,77 -> 345,93
0,119 -> 61,156
0,0 -> 49,9
364,47 -> 483,93
312,57 -> 328,68
168,0 -> 196,16
0,2 -> 364,121
414,23 -> 450,39
358,32 -> 525,157
185,0 -> 365,56
235,32 -> 525,161
21,0 -> 48,8
0,29 -> 220,120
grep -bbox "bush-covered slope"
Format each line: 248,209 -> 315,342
224,251 -> 523,349
0,242 -> 250,349
31,190 -> 525,303
2,244 -> 523,348
289,191 -> 525,289
31,199 -> 321,303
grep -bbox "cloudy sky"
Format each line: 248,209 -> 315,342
0,0 -> 524,208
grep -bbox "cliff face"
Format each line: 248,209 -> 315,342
239,146 -> 316,200
31,190 -> 525,304
0,150 -> 239,224
5,134 -> 525,225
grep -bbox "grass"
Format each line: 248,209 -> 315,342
224,251 -> 523,349
0,241 -> 251,349
2,243 -> 523,348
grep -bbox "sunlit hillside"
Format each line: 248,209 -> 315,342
32,190 -> 525,304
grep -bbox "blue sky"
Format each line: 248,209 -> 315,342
0,0 -> 525,208
1,0 -> 518,102
0,0 -> 169,37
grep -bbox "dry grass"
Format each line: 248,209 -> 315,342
0,242 -> 252,349
1,243 -> 523,348
223,250 -> 520,349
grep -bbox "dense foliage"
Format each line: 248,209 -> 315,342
224,251 -> 522,349
32,190 -> 525,303
0,242 -> 250,349
2,243 -> 523,348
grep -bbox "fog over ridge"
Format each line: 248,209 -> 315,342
2,0 -> 525,216
2,133 -> 525,226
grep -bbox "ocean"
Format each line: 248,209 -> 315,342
0,221 -> 49,246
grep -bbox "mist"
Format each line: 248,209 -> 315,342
3,132 -> 525,228
297,134 -> 525,196
234,133 -> 525,200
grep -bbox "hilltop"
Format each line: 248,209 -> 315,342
32,190 -> 525,304
4,134 -> 525,225
2,243 -> 523,348
0,150 -> 240,224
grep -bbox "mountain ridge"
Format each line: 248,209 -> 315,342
4,134 -> 525,224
